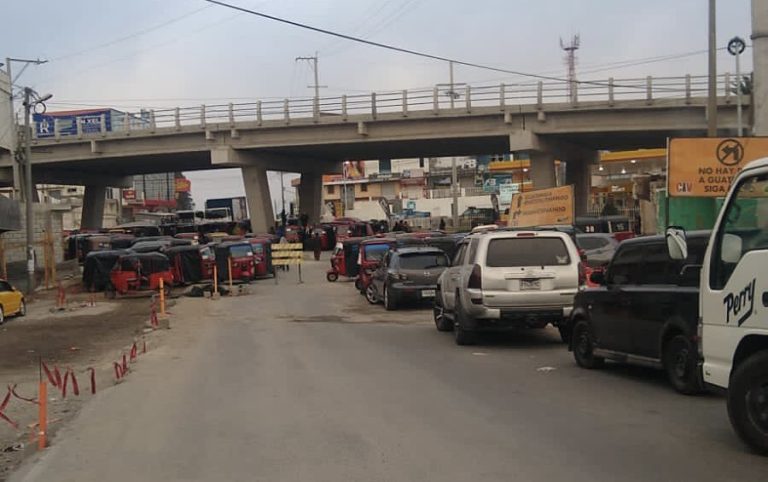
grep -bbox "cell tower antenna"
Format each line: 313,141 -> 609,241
560,34 -> 580,103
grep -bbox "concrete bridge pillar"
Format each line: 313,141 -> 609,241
81,185 -> 107,230
241,165 -> 274,234
753,0 -> 768,135
298,172 -> 322,225
529,151 -> 556,189
565,157 -> 595,217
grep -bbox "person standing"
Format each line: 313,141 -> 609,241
312,231 -> 322,261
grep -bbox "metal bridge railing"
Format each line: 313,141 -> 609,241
34,73 -> 745,140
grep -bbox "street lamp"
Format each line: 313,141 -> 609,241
727,36 -> 747,136
21,87 -> 52,294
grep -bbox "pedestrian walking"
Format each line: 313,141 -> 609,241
313,232 -> 322,261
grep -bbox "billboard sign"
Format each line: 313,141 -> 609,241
508,185 -> 574,228
482,173 -> 513,193
174,178 -> 191,193
499,183 -> 520,205
33,110 -> 112,138
667,137 -> 768,197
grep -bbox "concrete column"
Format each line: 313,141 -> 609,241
529,151 -> 556,190
80,185 -> 107,230
298,172 -> 322,224
753,0 -> 768,135
565,159 -> 593,216
242,165 -> 274,234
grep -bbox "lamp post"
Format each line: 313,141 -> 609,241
21,87 -> 52,294
727,36 -> 747,136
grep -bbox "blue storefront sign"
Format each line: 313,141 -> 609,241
34,109 -> 114,138
482,173 -> 513,193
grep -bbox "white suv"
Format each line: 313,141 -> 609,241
434,230 -> 584,345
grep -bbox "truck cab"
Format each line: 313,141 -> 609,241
667,157 -> 768,454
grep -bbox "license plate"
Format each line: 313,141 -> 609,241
520,279 -> 541,291
421,289 -> 436,298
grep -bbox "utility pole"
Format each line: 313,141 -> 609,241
4,58 -> 47,199
451,158 -> 458,230
295,53 -> 326,113
707,0 -> 718,136
23,88 -> 34,294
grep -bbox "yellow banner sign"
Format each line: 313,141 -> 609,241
667,137 -> 768,197
272,243 -> 304,266
508,185 -> 574,228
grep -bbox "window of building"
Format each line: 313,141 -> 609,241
326,185 -> 335,195
360,184 -> 368,192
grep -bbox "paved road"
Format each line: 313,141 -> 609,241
11,258 -> 768,481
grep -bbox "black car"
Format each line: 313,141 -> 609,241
368,246 -> 450,310
568,231 -> 710,394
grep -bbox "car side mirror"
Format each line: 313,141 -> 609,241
589,270 -> 606,285
665,226 -> 688,261
721,233 -> 743,264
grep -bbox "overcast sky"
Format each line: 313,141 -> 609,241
3,0 -> 755,207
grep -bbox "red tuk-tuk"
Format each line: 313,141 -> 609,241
175,232 -> 201,245
356,237 -> 396,292
331,218 -> 374,241
247,237 -> 274,278
326,237 -> 363,282
165,244 -> 216,285
284,224 -> 303,243
214,242 -> 255,282
106,252 -> 174,298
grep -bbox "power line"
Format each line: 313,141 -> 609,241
203,0 -> 649,89
49,5 -> 213,62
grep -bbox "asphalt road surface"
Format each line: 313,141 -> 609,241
10,257 -> 768,481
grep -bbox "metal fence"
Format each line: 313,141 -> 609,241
34,73 -> 745,140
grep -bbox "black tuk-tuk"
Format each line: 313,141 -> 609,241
165,244 -> 216,285
82,249 -> 133,292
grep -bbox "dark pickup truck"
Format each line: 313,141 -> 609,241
567,231 -> 710,394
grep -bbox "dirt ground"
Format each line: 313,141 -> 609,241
0,283 -> 167,480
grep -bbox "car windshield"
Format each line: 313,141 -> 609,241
577,236 -> 609,250
364,244 -> 390,261
398,252 -> 449,269
229,245 -> 253,258
486,237 -> 570,267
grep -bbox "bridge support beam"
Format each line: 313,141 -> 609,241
298,172 -> 322,225
81,185 -> 107,230
529,151 -> 556,189
565,156 -> 596,217
241,165 -> 275,234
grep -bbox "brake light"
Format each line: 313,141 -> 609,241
468,264 -> 482,290
516,232 -> 536,237
578,262 -> 586,286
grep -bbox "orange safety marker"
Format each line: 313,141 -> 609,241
159,278 -> 166,315
38,381 -> 47,450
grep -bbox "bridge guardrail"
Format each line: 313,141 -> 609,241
33,73 -> 745,139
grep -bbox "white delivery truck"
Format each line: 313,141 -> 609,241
667,157 -> 768,454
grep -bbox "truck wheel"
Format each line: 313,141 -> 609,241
326,272 -> 338,282
433,288 -> 452,332
727,351 -> 768,455
558,323 -> 572,344
453,297 -> 476,345
572,320 -> 604,369
664,335 -> 703,395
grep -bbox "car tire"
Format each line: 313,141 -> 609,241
0,306 -> 4,325
572,320 -> 604,369
365,284 -> 378,305
354,278 -> 363,291
326,272 -> 338,282
384,285 -> 397,311
18,300 -> 26,317
663,334 -> 703,395
453,296 -> 476,345
727,350 -> 768,455
433,288 -> 452,332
